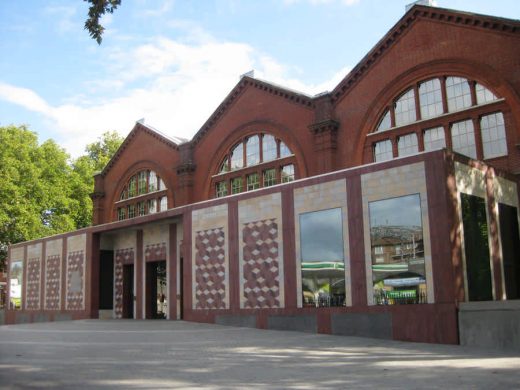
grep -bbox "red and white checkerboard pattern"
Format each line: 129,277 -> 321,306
114,248 -> 133,318
145,242 -> 166,262
45,255 -> 61,310
26,257 -> 41,310
194,227 -> 226,309
242,218 -> 280,308
66,250 -> 84,310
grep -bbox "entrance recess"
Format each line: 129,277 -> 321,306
146,260 -> 167,319
122,264 -> 134,319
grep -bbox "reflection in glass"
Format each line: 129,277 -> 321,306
461,193 -> 492,301
451,119 -> 477,159
376,110 -> 391,132
369,194 -> 426,305
394,88 -> 416,126
419,78 -> 443,119
246,135 -> 260,166
397,133 -> 418,157
374,139 -> 393,162
230,143 -> 244,170
262,134 -> 277,162
481,112 -> 507,159
300,208 -> 345,307
9,261 -> 23,310
446,77 -> 472,112
423,126 -> 446,151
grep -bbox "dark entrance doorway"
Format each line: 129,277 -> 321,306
122,264 -> 134,319
99,250 -> 114,311
146,260 -> 167,319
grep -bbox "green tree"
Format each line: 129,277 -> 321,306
0,126 -> 76,271
70,131 -> 124,228
84,0 -> 121,44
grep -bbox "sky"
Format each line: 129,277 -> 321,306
1,0 -> 519,157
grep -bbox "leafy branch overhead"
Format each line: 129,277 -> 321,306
84,0 -> 121,44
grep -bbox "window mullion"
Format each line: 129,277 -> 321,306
413,84 -> 422,121
440,77 -> 448,114
473,116 -> 484,160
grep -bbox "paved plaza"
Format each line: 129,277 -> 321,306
0,320 -> 519,389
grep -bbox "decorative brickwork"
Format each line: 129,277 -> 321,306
242,219 -> 280,308
66,250 -> 85,310
145,242 -> 166,262
45,255 -> 61,310
26,258 -> 41,310
114,248 -> 134,318
194,228 -> 226,309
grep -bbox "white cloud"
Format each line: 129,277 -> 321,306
283,0 -> 360,5
0,28 -> 350,157
44,5 -> 79,33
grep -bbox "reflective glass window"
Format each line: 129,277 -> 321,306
159,196 -> 167,212
263,168 -> 276,187
137,201 -> 146,216
148,171 -> 157,192
476,83 -> 498,105
419,79 -> 443,119
423,126 -> 446,151
127,204 -> 136,218
300,208 -> 345,307
397,133 -> 418,157
280,141 -> 292,158
117,207 -> 126,221
246,173 -> 260,191
148,199 -> 157,214
451,119 -> 477,159
376,110 -> 391,132
446,77 -> 472,112
369,194 -> 426,305
481,112 -> 507,159
216,181 -> 228,198
230,142 -> 244,170
281,164 -> 295,183
9,261 -> 23,310
246,135 -> 260,166
219,158 -> 230,173
231,177 -> 243,194
262,134 -> 277,162
138,171 -> 147,195
374,140 -> 393,162
128,177 -> 137,198
394,88 -> 416,126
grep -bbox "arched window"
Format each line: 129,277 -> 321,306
213,132 -> 297,197
370,76 -> 504,162
115,169 -> 169,221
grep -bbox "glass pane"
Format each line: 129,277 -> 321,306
300,208 -> 345,307
446,76 -> 472,112
149,171 -> 157,192
263,168 -> 276,187
376,110 -> 391,132
481,112 -> 507,159
499,203 -> 520,300
127,204 -> 136,218
369,194 -> 427,305
280,141 -> 292,158
476,83 -> 498,105
419,78 -> 443,119
216,181 -> 228,198
262,134 -> 277,162
138,171 -> 147,195
281,164 -> 294,183
451,119 -> 477,159
374,139 -> 393,162
246,173 -> 259,191
423,126 -> 446,151
119,187 -> 127,201
231,177 -> 243,194
461,193 -> 492,301
148,199 -> 157,214
160,196 -> 167,212
128,177 -> 136,198
9,261 -> 23,310
230,143 -> 244,170
246,135 -> 260,166
394,88 -> 416,126
117,207 -> 126,220
137,201 -> 146,216
158,178 -> 165,191
219,158 -> 229,173
397,133 -> 418,157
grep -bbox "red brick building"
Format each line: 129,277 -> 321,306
6,5 -> 520,346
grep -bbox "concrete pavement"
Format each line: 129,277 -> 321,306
0,320 -> 519,389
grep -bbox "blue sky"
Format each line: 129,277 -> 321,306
1,0 -> 519,156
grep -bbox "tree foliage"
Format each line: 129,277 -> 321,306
0,126 -> 123,271
84,0 -> 121,44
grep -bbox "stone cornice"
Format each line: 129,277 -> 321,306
331,5 -> 520,104
308,119 -> 340,135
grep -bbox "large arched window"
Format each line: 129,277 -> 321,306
370,76 -> 507,163
115,169 -> 169,221
213,133 -> 297,197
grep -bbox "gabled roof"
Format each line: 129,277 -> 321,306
190,75 -> 315,145
330,4 -> 520,104
100,121 -> 186,177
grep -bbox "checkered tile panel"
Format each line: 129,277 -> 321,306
114,248 -> 133,319
66,250 -> 85,310
26,258 -> 41,310
242,218 -> 280,308
195,227 -> 226,309
145,242 -> 166,262
45,255 -> 61,310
